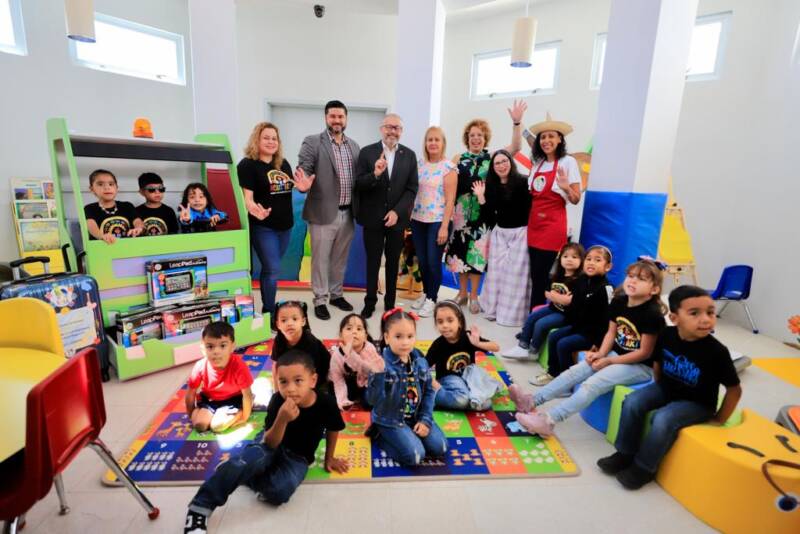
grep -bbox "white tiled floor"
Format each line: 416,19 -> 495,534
17,286 -> 799,534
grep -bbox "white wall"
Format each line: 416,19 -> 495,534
0,0 -> 195,261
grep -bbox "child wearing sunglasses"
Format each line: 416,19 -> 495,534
136,172 -> 179,235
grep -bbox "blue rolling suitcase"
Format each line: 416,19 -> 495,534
0,256 -> 111,380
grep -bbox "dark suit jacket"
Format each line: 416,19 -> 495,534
298,131 -> 360,225
353,142 -> 418,229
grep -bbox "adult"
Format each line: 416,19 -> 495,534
298,100 -> 361,321
409,126 -> 457,317
477,149 -> 532,326
445,100 -> 527,314
526,113 -> 581,307
238,122 -> 314,322
354,113 -> 419,319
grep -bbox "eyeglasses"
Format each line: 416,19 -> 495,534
145,186 -> 166,193
381,124 -> 403,132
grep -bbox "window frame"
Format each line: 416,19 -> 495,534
590,32 -> 607,90
685,11 -> 731,82
0,0 -> 27,56
470,41 -> 561,101
68,12 -> 186,86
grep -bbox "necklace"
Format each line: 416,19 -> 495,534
100,203 -> 118,215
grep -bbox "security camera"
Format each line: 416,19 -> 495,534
314,5 -> 325,18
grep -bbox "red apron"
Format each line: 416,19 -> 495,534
527,159 -> 567,251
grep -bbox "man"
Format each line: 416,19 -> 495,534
354,113 -> 419,318
298,100 -> 361,320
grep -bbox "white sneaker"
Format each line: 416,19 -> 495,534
410,294 -> 426,310
417,299 -> 436,317
530,373 -> 555,386
502,345 -> 534,360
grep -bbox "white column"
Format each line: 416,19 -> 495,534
188,0 -> 240,150
394,0 -> 446,151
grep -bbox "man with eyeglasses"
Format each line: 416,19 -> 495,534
298,100 -> 361,321
136,172 -> 178,235
353,113 -> 419,319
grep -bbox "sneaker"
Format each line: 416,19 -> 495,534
184,510 -> 208,534
530,373 -> 555,386
597,452 -> 635,475
502,345 -> 534,360
469,299 -> 480,314
616,464 -> 655,490
410,294 -> 426,310
418,298 -> 435,317
508,384 -> 534,413
515,411 -> 555,437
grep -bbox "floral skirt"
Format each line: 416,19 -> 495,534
445,193 -> 489,274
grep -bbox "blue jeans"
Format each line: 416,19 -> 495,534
615,382 -> 714,473
411,219 -> 447,301
373,421 -> 448,466
189,443 -> 308,516
534,355 -> 653,422
517,307 -> 566,351
434,374 -> 470,410
546,325 -> 593,377
251,225 -> 291,315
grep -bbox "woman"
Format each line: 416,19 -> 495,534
410,126 -> 457,317
477,149 -> 532,326
238,122 -> 314,322
446,99 -> 527,314
525,113 -> 582,307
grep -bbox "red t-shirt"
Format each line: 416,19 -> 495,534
188,354 -> 254,401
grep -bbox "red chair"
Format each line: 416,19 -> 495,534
0,348 -> 158,533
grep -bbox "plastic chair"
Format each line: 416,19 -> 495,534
0,298 -> 64,354
708,265 -> 758,334
0,348 -> 158,533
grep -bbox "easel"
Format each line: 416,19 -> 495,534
658,177 -> 698,285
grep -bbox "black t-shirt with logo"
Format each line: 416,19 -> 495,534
263,391 -> 345,464
655,326 -> 740,410
607,297 -> 665,363
135,203 -> 179,236
426,332 -> 486,380
548,273 -> 580,312
237,157 -> 295,231
84,201 -> 138,239
403,360 -> 420,423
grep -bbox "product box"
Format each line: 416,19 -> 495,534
116,307 -> 167,348
218,297 -> 237,324
146,256 -> 208,307
162,301 -> 221,338
235,295 -> 254,321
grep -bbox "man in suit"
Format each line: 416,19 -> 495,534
354,113 -> 419,318
298,100 -> 361,320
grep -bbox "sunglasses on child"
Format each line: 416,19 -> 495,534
144,186 -> 166,193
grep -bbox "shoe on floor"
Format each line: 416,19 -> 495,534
410,294 -> 426,310
360,305 -> 375,319
508,384 -> 534,413
515,411 -> 555,437
502,345 -> 534,360
184,510 -> 208,534
616,464 -> 655,490
597,452 -> 635,475
469,299 -> 480,314
329,297 -> 353,311
529,372 -> 555,386
314,304 -> 331,320
455,294 -> 468,306
418,298 -> 435,317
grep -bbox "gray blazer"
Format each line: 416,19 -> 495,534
298,131 -> 360,225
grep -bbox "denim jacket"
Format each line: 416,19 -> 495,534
366,347 -> 435,428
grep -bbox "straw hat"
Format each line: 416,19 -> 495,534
528,112 -> 573,136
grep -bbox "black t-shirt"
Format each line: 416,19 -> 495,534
403,360 -> 420,423
483,176 -> 531,228
272,331 -> 331,385
548,273 -> 579,312
656,326 -> 740,410
607,297 -> 665,363
263,391 -> 345,464
237,157 -> 295,231
426,332 -> 485,380
135,203 -> 178,236
84,201 -> 138,239
566,274 -> 614,345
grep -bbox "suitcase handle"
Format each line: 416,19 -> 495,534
61,243 -> 72,272
9,256 -> 50,280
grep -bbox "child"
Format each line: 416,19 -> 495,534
84,169 -> 143,243
512,258 -> 667,436
426,300 -> 502,410
271,300 -> 330,389
597,285 -> 742,490
503,242 -> 585,360
329,313 -> 384,410
135,172 -> 178,235
178,182 -> 228,233
185,322 -> 254,433
183,350 -> 348,534
366,308 -> 448,466
530,245 -> 614,386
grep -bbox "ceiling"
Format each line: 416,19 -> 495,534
275,0 -> 557,18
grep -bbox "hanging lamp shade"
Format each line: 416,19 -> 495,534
510,16 -> 537,68
65,0 -> 96,43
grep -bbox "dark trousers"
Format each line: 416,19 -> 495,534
546,325 -> 592,377
363,224 -> 405,308
529,247 -> 559,308
410,219 -> 447,301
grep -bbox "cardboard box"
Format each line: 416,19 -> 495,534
146,256 -> 208,307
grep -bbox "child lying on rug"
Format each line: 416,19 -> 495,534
185,322 -> 254,433
184,349 -> 349,534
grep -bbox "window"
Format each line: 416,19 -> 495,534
471,42 -> 560,100
69,13 -> 185,85
0,0 -> 27,56
590,33 -> 606,89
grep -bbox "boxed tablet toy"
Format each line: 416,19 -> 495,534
116,307 -> 169,348
235,295 -> 254,321
146,256 -> 208,307
162,301 -> 221,338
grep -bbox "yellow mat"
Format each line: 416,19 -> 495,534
753,358 -> 800,388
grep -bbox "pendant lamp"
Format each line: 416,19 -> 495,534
510,1 -> 537,68
65,0 -> 96,43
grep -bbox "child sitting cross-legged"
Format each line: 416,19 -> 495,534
329,313 -> 384,410
184,349 -> 349,534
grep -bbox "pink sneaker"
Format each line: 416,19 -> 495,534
515,412 -> 555,437
508,384 -> 535,413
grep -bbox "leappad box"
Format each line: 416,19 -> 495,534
116,306 -> 171,348
162,301 -> 221,338
146,256 -> 208,307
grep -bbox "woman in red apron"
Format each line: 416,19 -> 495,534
526,114 -> 582,307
